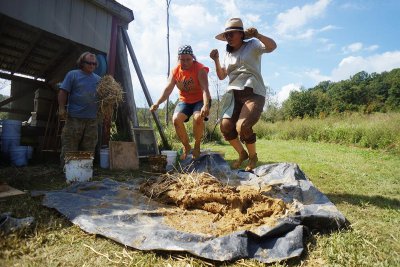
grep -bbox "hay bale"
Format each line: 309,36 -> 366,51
97,75 -> 124,119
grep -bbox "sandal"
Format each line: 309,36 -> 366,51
231,150 -> 249,169
245,153 -> 258,171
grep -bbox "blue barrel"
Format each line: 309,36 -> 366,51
1,120 -> 21,158
9,146 -> 28,167
2,120 -> 21,137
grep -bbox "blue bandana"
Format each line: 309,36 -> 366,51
178,45 -> 193,55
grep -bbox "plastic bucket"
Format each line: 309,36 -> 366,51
64,152 -> 94,183
27,146 -> 33,160
9,146 -> 28,167
2,120 -> 21,137
161,150 -> 177,168
1,136 -> 20,158
99,148 -> 109,169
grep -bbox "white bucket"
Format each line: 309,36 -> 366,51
161,150 -> 177,167
9,146 -> 28,167
64,152 -> 94,183
99,148 -> 109,169
2,120 -> 21,137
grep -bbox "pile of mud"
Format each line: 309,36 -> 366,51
140,172 -> 292,236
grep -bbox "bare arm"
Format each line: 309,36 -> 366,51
150,74 -> 176,111
209,49 -> 228,80
245,27 -> 277,53
256,33 -> 277,53
198,68 -> 211,118
58,89 -> 68,119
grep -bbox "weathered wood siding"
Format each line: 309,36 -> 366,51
0,0 -> 112,53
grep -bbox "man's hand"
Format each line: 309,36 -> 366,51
150,104 -> 159,112
210,49 -> 219,61
58,107 -> 67,120
244,27 -> 259,39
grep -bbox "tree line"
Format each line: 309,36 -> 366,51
263,68 -> 400,122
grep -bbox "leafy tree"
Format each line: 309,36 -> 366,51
282,89 -> 317,119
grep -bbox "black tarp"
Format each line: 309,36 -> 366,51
37,153 -> 347,263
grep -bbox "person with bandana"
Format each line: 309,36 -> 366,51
150,45 -> 211,160
210,18 -> 277,171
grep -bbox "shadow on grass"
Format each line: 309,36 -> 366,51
326,193 -> 400,209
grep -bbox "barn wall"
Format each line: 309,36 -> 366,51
0,0 -> 112,53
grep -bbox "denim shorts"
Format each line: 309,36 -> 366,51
174,101 -> 204,122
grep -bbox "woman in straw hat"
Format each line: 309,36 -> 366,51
210,18 -> 277,171
151,45 -> 211,160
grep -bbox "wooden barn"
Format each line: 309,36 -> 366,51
0,0 -> 167,165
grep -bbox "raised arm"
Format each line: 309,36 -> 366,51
209,49 -> 228,80
245,27 -> 277,53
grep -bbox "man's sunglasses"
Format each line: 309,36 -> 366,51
83,61 -> 97,66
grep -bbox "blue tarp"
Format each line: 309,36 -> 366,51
38,153 -> 347,263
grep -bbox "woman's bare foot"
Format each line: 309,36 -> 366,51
245,153 -> 258,171
231,150 -> 249,169
192,142 -> 201,159
180,145 -> 192,160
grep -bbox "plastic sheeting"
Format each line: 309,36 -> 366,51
38,153 -> 348,263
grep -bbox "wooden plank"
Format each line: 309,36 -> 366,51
0,184 -> 26,198
109,141 -> 139,170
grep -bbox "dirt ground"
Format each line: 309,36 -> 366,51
140,172 -> 291,237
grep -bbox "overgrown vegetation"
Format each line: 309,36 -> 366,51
255,112 -> 400,154
264,68 -> 400,121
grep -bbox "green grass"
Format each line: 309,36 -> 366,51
255,112 -> 400,154
1,139 -> 399,266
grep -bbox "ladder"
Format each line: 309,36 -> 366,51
40,99 -> 64,154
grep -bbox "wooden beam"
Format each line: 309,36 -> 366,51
13,30 -> 42,74
0,93 -> 25,108
0,107 -> 29,115
0,72 -> 52,88
121,27 -> 170,149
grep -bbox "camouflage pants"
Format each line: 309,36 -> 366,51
60,117 -> 98,164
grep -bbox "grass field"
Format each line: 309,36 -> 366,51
1,139 -> 399,266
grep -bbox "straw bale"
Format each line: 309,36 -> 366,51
97,75 -> 124,119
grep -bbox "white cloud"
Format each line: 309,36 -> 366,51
305,69 -> 331,84
342,42 -> 363,54
274,83 -> 301,104
342,42 -> 379,54
366,45 -> 379,52
274,0 -> 331,38
216,0 -> 240,17
172,4 -> 218,31
331,51 -> 400,81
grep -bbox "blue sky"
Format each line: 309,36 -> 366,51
1,0 -> 399,107
118,0 -> 400,106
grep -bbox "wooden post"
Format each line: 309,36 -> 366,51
121,27 -> 170,149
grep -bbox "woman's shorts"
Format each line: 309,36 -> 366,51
174,100 -> 204,122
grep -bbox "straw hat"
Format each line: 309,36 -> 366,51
215,18 -> 247,41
